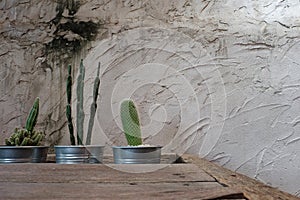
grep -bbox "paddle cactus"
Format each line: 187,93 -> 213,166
120,100 -> 142,146
5,97 -> 44,146
66,64 -> 76,145
86,62 -> 101,145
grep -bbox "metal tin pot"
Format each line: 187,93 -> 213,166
54,145 -> 104,164
31,146 -> 49,163
0,146 -> 33,163
112,146 -> 162,164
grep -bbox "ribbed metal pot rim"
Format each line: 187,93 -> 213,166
55,145 -> 104,148
0,146 -> 34,163
54,145 -> 104,164
112,146 -> 162,149
0,146 -> 43,148
32,146 -> 49,148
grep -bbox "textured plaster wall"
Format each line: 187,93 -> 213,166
0,0 -> 299,196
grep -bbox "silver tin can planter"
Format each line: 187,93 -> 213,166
112,146 -> 162,164
54,145 -> 104,164
0,146 -> 33,163
32,146 -> 49,163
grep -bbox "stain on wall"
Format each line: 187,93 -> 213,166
46,0 -> 99,54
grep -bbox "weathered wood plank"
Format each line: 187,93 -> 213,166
182,154 -> 300,200
0,156 -> 249,199
0,163 -> 215,183
0,182 -> 244,200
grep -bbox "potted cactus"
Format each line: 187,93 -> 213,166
112,100 -> 162,164
0,97 -> 49,163
54,60 -> 104,164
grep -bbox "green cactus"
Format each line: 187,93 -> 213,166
120,100 -> 142,146
5,128 -> 44,146
86,62 -> 101,145
65,60 -> 102,145
25,97 -> 39,132
66,64 -> 76,145
76,59 -> 85,145
67,65 -> 72,105
5,97 -> 44,146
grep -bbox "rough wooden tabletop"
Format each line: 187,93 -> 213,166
182,154 -> 300,200
0,154 -> 298,200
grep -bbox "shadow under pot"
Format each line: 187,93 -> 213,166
54,145 -> 104,164
31,146 -> 49,163
112,146 -> 162,164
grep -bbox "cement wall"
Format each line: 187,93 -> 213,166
0,0 -> 299,196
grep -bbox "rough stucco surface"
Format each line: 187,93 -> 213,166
0,0 -> 299,196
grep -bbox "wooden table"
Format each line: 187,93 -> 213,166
0,154 -> 298,200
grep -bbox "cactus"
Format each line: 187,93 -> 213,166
25,97 -> 39,132
4,97 -> 44,146
86,62 -> 101,145
76,59 -> 85,145
5,128 -> 44,146
66,60 -> 102,145
120,100 -> 142,146
66,64 -> 76,145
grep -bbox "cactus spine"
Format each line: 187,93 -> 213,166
66,64 -> 76,145
76,59 -> 85,145
5,97 -> 44,146
86,62 -> 101,145
120,100 -> 142,146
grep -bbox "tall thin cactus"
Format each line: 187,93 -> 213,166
76,59 -> 85,145
66,64 -> 75,145
120,100 -> 142,146
25,97 -> 39,132
86,62 -> 101,145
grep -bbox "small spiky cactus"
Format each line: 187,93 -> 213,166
86,62 -> 101,145
5,97 -> 44,146
120,100 -> 142,146
5,128 -> 43,146
76,59 -> 85,145
66,64 -> 76,145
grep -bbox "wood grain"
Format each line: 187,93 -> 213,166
0,164 -> 215,183
182,154 -> 300,200
0,156 -> 249,200
0,182 -> 244,200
